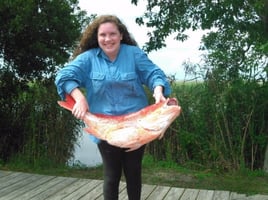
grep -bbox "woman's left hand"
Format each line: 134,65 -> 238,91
153,86 -> 166,104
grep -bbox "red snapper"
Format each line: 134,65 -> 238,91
58,94 -> 181,151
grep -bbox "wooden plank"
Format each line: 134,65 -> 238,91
180,188 -> 199,200
17,175 -> 65,199
118,182 -> 128,200
146,185 -> 171,200
93,183 -> 164,200
0,173 -> 46,198
163,187 -> 185,200
92,183 -> 157,200
197,189 -> 215,200
29,177 -> 78,200
141,184 -> 157,199
119,191 -> 129,200
0,170 -> 12,178
86,181 -> 127,200
246,194 -> 268,200
213,190 -> 230,200
78,180 -> 103,200
1,171 -> 268,200
230,192 -> 247,199
44,179 -> 91,200
0,175 -> 55,200
0,172 -> 26,189
64,179 -> 102,200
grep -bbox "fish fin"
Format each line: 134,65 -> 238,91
57,94 -> 75,112
158,131 -> 166,140
125,144 -> 143,152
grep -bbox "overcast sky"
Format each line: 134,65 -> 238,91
78,0 -> 204,80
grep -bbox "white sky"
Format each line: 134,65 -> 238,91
78,0 -> 204,80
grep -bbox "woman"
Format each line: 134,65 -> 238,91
55,15 -> 171,200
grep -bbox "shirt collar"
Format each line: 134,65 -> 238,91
96,48 -> 110,60
96,47 -> 102,56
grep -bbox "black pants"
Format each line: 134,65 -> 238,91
97,141 -> 145,200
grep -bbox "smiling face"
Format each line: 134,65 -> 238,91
97,22 -> 123,61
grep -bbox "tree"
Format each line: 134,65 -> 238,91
0,0 -> 91,80
131,0 -> 268,170
0,0 -> 92,164
132,0 -> 268,80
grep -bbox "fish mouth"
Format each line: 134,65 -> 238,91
167,98 -> 178,106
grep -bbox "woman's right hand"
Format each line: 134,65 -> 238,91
70,88 -> 89,119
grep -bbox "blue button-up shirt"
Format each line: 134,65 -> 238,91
55,44 -> 171,142
55,44 -> 171,114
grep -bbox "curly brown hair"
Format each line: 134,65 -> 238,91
72,15 -> 138,59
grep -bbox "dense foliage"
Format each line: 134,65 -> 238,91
133,0 -> 268,171
0,0 -> 90,165
0,76 -> 81,166
147,80 -> 268,171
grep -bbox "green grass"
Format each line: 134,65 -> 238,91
1,154 -> 268,196
141,155 -> 268,195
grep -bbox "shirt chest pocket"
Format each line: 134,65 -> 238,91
90,72 -> 105,94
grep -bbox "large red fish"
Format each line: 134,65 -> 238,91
58,94 -> 181,151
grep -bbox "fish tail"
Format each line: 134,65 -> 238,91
57,94 -> 75,112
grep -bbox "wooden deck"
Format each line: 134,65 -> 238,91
0,170 -> 268,200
